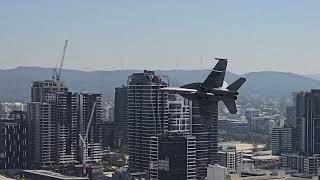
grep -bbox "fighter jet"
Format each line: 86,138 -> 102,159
160,58 -> 246,116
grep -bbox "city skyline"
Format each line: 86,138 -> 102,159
3,1 -> 320,179
1,1 -> 320,74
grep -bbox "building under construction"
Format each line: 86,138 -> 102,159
27,40 -> 103,169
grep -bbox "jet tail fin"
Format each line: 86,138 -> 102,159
227,78 -> 246,91
223,99 -> 237,114
203,59 -> 228,88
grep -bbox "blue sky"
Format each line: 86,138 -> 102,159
1,0 -> 320,74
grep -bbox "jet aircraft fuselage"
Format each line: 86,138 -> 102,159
160,58 -> 246,115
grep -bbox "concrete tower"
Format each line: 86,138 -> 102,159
127,70 -> 169,172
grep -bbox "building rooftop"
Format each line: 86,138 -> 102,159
0,175 -> 14,180
103,172 -> 114,178
22,170 -> 88,180
252,155 -> 281,161
219,141 -> 266,152
239,176 -> 314,180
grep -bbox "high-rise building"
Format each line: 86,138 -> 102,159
108,107 -> 114,122
114,86 -> 128,148
149,134 -> 196,180
102,121 -> 114,149
78,93 -> 104,163
28,94 -> 60,167
271,127 -> 293,155
190,102 -> 218,179
56,92 -> 79,166
0,111 -> 27,169
167,94 -> 190,134
286,106 -> 296,128
286,106 -> 299,152
28,80 -> 79,167
244,109 -> 259,130
295,90 -> 320,155
28,80 -> 103,167
127,70 -> 169,172
248,116 -> 273,135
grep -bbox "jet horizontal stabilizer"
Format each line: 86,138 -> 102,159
227,78 -> 246,91
223,99 -> 237,114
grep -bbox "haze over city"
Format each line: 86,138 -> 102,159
3,1 -> 320,180
1,0 -> 320,74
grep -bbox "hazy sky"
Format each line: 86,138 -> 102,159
1,1 -> 320,74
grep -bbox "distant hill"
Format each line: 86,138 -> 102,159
307,74 -> 320,80
242,71 -> 320,97
0,67 -> 320,102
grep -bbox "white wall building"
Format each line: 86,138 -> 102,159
207,164 -> 227,180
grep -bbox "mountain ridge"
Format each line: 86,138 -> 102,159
1,67 -> 320,102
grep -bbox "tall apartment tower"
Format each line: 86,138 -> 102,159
127,70 -> 169,172
114,86 -> 128,147
190,101 -> 218,179
296,90 -> 320,155
56,92 -> 80,166
28,80 -> 79,167
28,80 -> 70,167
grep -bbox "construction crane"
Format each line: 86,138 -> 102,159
79,101 -> 97,175
56,40 -> 69,81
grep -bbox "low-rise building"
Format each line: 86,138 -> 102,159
112,167 -> 147,180
281,153 -> 320,176
218,146 -> 243,173
207,164 -> 228,180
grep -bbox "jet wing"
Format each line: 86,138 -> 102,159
222,99 -> 237,114
160,87 -> 197,94
203,59 -> 227,88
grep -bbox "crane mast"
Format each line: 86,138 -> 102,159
79,101 -> 97,175
56,40 -> 68,81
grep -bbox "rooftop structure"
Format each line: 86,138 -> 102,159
21,170 -> 88,180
